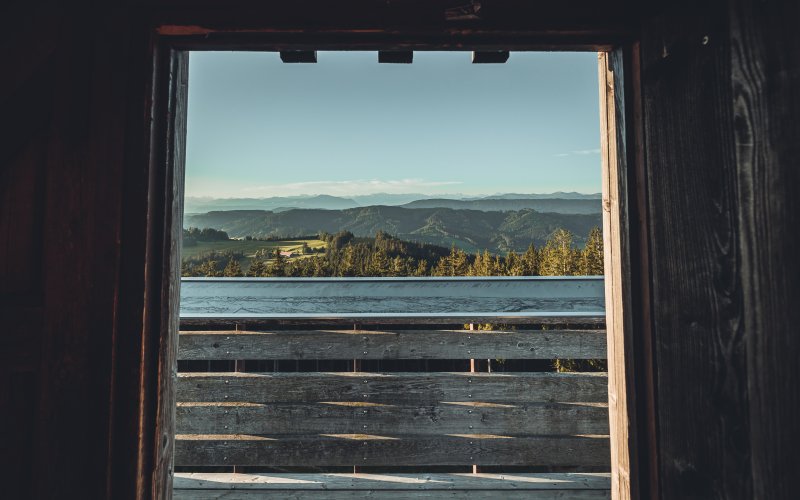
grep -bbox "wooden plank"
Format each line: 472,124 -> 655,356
177,372 -> 608,404
174,434 -> 610,467
640,7 -> 752,499
178,329 -> 607,361
174,488 -> 610,499
176,402 -> 609,436
153,0 -> 634,51
599,49 -> 640,500
730,0 -> 800,498
180,315 -> 606,328
173,473 -> 612,498
173,472 -> 612,491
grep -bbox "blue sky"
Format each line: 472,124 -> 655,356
185,51 -> 601,198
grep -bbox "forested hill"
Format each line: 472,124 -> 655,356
400,198 -> 600,214
184,206 -> 602,253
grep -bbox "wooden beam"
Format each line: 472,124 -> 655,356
173,472 -> 611,498
378,50 -> 413,63
176,402 -> 609,436
178,329 -> 608,361
472,51 -> 510,63
280,50 -> 317,63
174,434 -> 610,467
177,372 -> 609,404
599,50 -> 640,500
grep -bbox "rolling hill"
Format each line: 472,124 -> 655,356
184,206 -> 601,254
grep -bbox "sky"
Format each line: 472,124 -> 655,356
185,51 -> 601,199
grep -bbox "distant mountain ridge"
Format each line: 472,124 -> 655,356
185,192 -> 602,213
184,206 -> 601,254
401,198 -> 599,214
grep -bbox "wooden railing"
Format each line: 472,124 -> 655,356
173,278 -> 610,497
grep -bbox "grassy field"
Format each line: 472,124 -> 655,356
182,238 -> 326,271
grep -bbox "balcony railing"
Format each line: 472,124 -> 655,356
173,277 -> 611,498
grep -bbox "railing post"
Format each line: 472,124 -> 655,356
353,322 -> 361,475
469,322 -> 481,475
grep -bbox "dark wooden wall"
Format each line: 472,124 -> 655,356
1,1 -> 797,498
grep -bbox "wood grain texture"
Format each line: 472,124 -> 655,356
173,472 -> 611,490
174,434 -> 610,467
729,0 -> 800,497
151,0 -> 636,51
180,316 -> 606,328
176,402 -> 609,436
641,5 -> 752,499
177,372 -> 609,404
178,329 -> 607,361
173,473 -> 611,498
599,48 -> 644,500
174,491 -> 609,500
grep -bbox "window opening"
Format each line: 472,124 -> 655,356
173,50 -> 610,496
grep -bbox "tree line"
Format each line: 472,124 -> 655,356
181,227 -> 604,278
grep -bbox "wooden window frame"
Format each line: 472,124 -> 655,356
139,18 -> 657,499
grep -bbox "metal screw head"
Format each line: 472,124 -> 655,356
363,351 -> 368,355
363,425 -> 367,429
224,395 -> 229,399
363,380 -> 369,384
224,380 -> 230,385
468,410 -> 473,414
469,425 -> 473,429
468,394 -> 472,398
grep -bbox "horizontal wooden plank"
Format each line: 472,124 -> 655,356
174,489 -> 609,500
178,329 -> 607,361
176,402 -> 609,436
179,278 -> 605,319
174,472 -> 611,490
177,372 -> 608,404
180,315 -> 606,329
174,434 -> 610,467
173,472 -> 611,499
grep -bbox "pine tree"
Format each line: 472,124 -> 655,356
521,243 -> 539,275
370,247 -> 391,276
539,229 -> 579,276
223,258 -> 243,277
246,259 -> 267,277
505,251 -> 525,276
265,248 -> 286,277
580,227 -> 604,275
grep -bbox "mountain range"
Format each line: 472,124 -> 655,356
184,206 -> 602,254
184,192 -> 601,213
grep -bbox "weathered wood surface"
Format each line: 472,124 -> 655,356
179,277 -> 605,318
174,490 -> 609,499
181,315 -> 606,328
176,402 -> 609,436
730,0 -> 800,498
599,48 -> 646,500
640,6 -> 751,499
174,434 -> 610,467
173,472 -> 612,498
154,0 -> 635,52
173,472 -> 611,490
177,372 -> 608,404
178,329 -> 607,361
